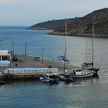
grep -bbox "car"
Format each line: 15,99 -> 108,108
34,56 -> 40,61
12,56 -> 18,62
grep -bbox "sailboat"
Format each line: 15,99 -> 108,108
57,19 -> 70,68
72,24 -> 99,78
58,20 -> 73,81
81,25 -> 99,76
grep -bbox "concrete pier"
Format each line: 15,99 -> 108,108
0,54 -> 76,79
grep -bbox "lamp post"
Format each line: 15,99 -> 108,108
25,42 -> 27,56
42,48 -> 44,64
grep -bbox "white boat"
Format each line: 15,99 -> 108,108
71,68 -> 93,78
80,25 -> 99,77
81,62 -> 99,77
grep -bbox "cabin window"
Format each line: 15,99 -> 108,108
2,56 -> 10,60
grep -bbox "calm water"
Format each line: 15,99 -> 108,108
0,27 -> 108,108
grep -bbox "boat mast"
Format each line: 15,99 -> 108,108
64,19 -> 67,73
85,40 -> 88,63
92,24 -> 95,68
64,19 -> 67,59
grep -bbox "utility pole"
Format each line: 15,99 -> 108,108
12,42 -> 14,55
42,48 -> 44,64
25,42 -> 27,56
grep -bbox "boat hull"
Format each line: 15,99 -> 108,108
40,77 -> 50,82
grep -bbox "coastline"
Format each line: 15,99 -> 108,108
28,28 -> 108,38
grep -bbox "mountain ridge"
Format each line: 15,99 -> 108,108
29,8 -> 108,37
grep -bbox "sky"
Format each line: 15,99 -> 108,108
0,0 -> 108,26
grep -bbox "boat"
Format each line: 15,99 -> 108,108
71,68 -> 93,78
40,75 -> 50,82
81,25 -> 99,77
81,62 -> 99,77
40,73 -> 59,83
0,80 -> 5,85
69,25 -> 99,79
57,19 -> 70,71
59,73 -> 73,81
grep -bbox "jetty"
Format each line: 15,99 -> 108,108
0,53 -> 76,80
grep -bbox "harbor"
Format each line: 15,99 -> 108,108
0,1 -> 108,107
0,24 -> 100,82
0,49 -> 99,84
0,27 -> 108,108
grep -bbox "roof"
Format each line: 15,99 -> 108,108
0,50 -> 11,56
7,68 -> 58,71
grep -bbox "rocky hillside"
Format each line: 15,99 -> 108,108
29,18 -> 75,30
29,8 -> 108,37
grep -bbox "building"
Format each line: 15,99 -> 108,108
0,50 -> 11,61
0,50 -> 11,66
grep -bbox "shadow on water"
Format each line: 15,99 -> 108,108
1,75 -> 100,87
3,78 -> 41,85
3,79 -> 60,87
63,76 -> 99,86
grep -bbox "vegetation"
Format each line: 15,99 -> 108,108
29,8 -> 108,37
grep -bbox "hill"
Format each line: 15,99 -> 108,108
29,8 -> 108,37
29,18 -> 75,30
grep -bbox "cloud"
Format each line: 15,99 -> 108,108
0,0 -> 35,4
0,0 -> 108,26
0,0 -> 47,4
0,0 -> 19,4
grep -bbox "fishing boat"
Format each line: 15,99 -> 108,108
40,73 -> 59,83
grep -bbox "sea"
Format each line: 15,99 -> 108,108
0,26 -> 108,108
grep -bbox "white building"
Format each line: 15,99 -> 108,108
0,50 -> 11,66
0,50 -> 11,61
